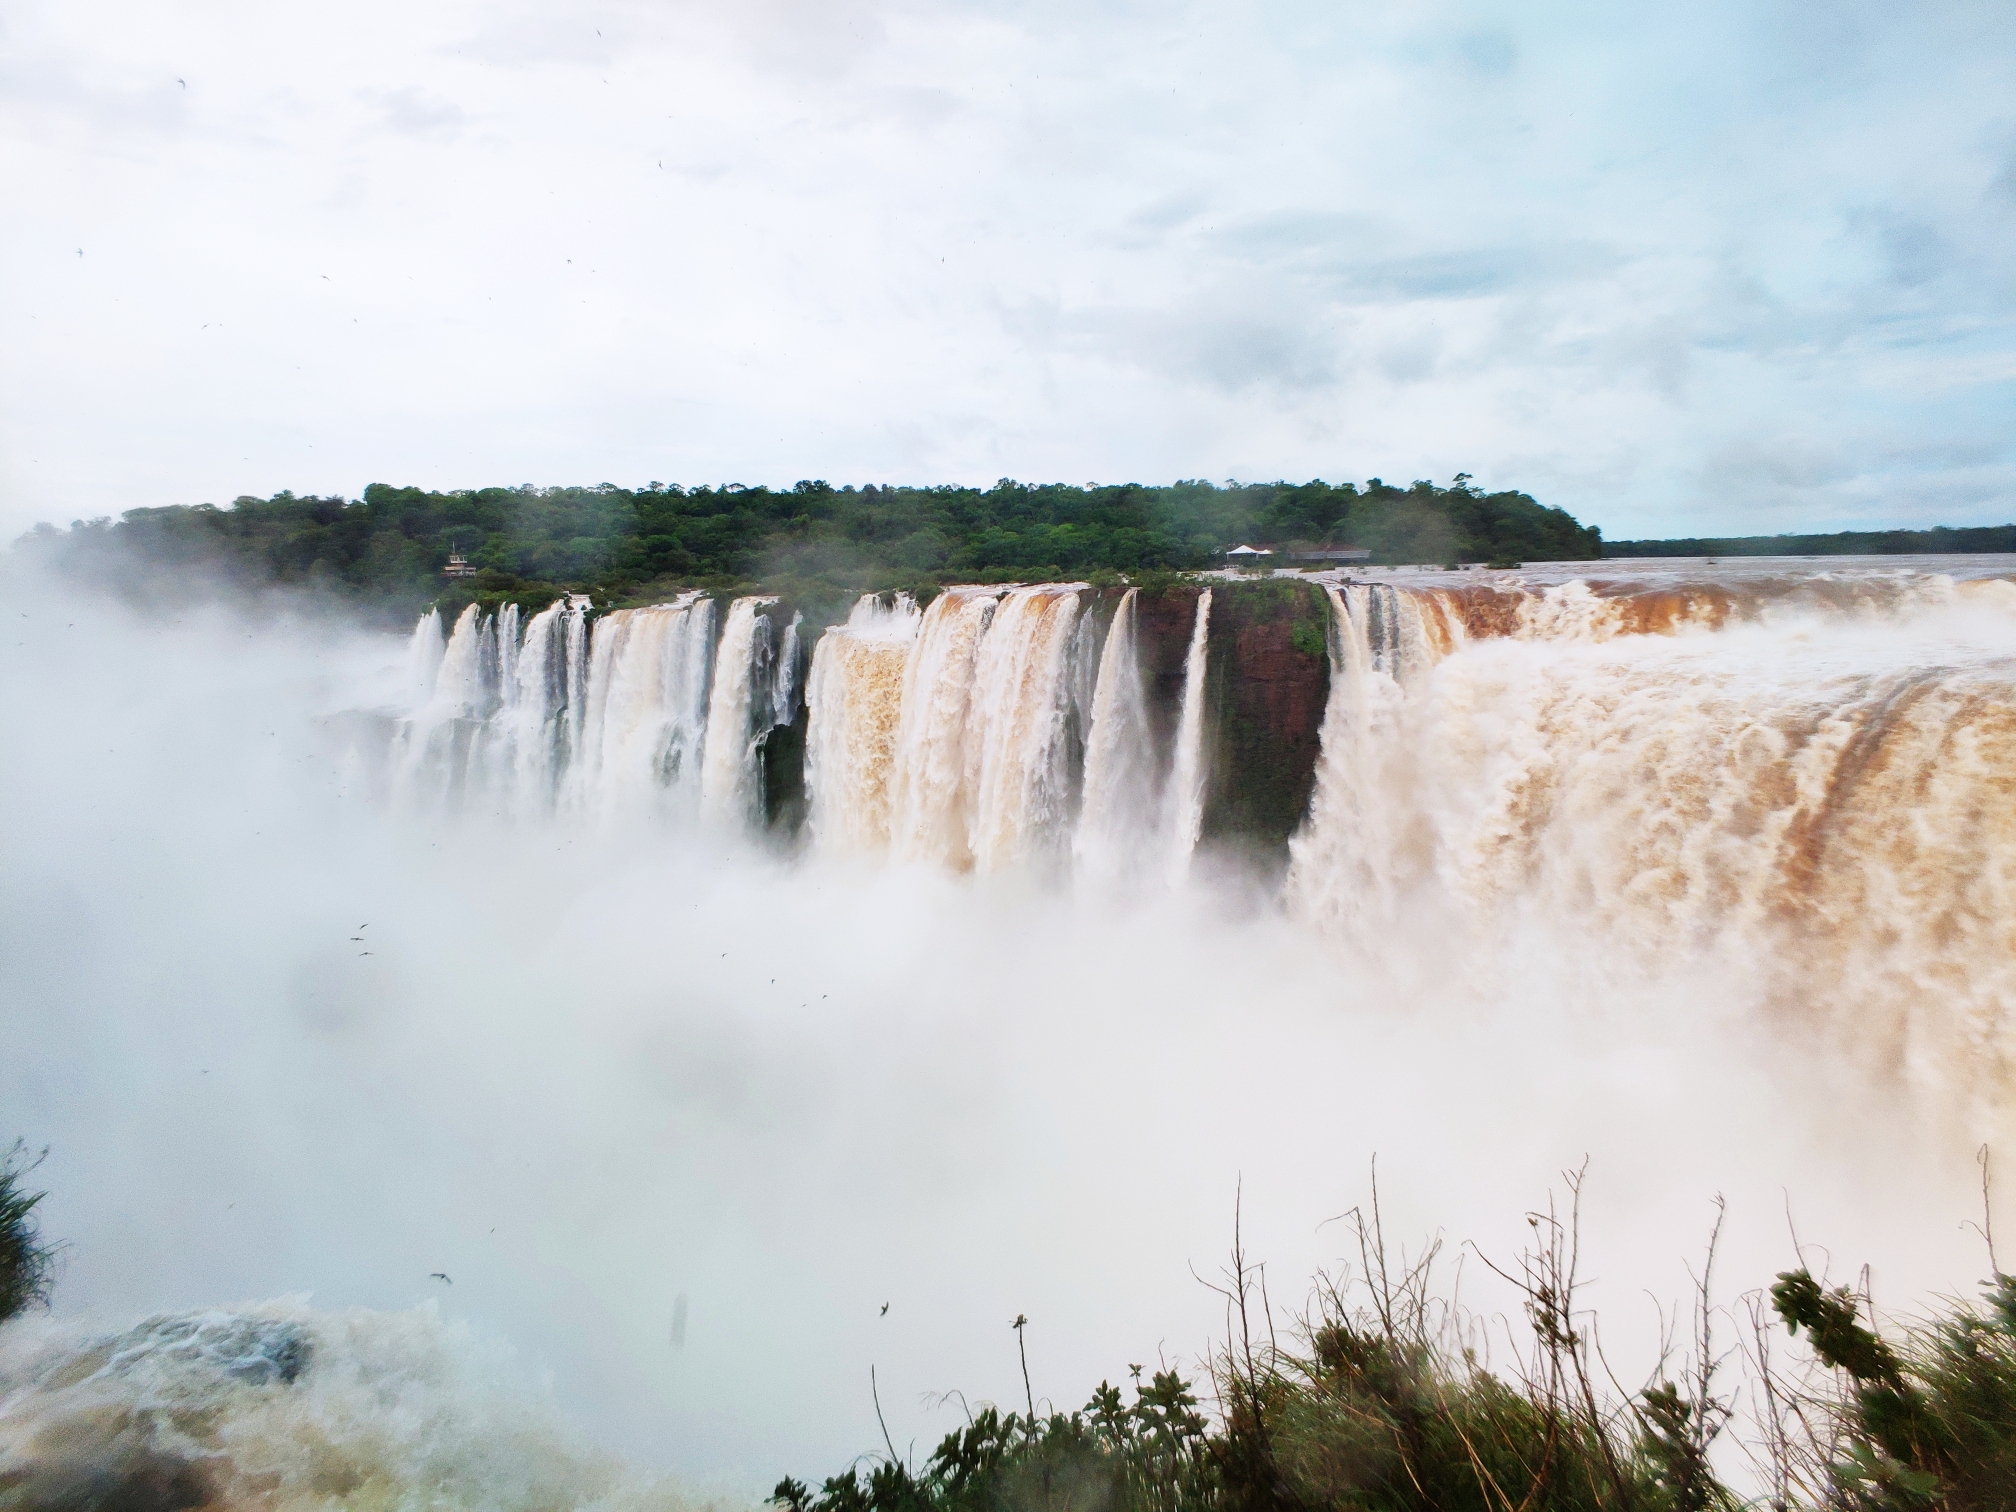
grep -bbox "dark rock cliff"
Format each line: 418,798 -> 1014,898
1197,581 -> 1331,876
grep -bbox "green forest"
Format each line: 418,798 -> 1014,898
20,475 -> 1599,620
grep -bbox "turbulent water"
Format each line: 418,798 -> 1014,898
0,1303 -> 696,1512
1287,571 -> 2016,1120
385,561 -> 2016,1121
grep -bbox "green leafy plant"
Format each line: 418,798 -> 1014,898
0,1140 -> 58,1323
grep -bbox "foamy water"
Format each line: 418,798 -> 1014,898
0,1302 -> 703,1511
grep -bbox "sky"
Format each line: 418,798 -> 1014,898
3,0 -> 2013,542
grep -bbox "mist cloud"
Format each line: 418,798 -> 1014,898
1,564 -> 2006,1490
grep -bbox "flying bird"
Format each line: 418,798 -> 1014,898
880,1303 -> 889,1316
177,78 -> 185,87
429,1272 -> 452,1284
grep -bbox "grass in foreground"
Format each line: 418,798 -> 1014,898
0,1140 -> 57,1325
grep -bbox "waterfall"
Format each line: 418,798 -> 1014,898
805,593 -> 923,853
861,584 -> 1091,871
772,611 -> 803,726
487,598 -> 576,817
1282,575 -> 2016,1112
572,595 -> 717,827
1284,585 -> 1439,939
1162,589 -> 1212,881
1075,588 -> 1157,883
495,602 -> 521,702
699,596 -> 781,831
368,567 -> 2016,1113
888,588 -> 1000,867
562,593 -> 590,771
966,585 -> 1084,873
406,608 -> 445,705
391,604 -> 489,807
430,604 -> 488,720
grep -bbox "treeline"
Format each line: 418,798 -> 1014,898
18,476 -> 1600,619
1604,524 -> 2016,558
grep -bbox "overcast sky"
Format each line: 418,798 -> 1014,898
4,0 -> 2012,540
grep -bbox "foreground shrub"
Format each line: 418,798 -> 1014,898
0,1140 -> 57,1323
778,1173 -> 2016,1512
1770,1266 -> 2016,1509
774,1369 -> 1216,1512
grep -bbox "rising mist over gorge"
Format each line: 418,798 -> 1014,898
5,547 -> 2016,1504
388,557 -> 2016,1122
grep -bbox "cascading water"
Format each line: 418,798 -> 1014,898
392,604 -> 494,807
699,596 -> 781,832
805,592 -> 923,853
1162,588 -> 1212,882
393,591 -> 804,832
1283,584 -> 1437,939
1285,571 -> 2016,1122
406,607 -> 445,704
495,601 -> 521,698
774,611 -> 803,722
965,585 -> 1085,873
888,588 -> 1000,867
1075,588 -> 1158,885
381,564 -> 2016,1122
818,584 -> 1093,871
489,597 -> 582,818
572,595 -> 717,827
433,603 -> 493,721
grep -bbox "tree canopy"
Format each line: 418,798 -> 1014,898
21,475 -> 1601,620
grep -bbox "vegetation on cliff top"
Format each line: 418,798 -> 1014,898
18,475 -> 1600,621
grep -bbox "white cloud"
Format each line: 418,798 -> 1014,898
0,0 -> 2011,537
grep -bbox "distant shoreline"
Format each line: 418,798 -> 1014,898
1605,523 -> 2016,557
